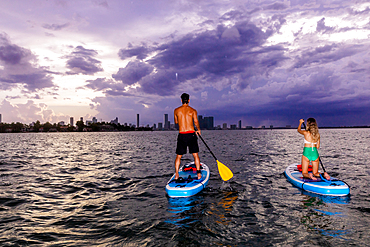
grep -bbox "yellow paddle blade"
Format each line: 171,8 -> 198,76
217,160 -> 233,181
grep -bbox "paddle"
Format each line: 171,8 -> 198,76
302,121 -> 327,173
197,133 -> 233,181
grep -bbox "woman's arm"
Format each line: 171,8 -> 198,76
317,138 -> 320,149
297,119 -> 305,135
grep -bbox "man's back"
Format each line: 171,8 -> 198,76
174,105 -> 198,133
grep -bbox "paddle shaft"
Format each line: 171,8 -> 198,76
197,133 -> 218,161
302,121 -> 327,173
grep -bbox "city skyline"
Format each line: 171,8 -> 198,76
0,111 -> 245,129
1,1 -> 370,127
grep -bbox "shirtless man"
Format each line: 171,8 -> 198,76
174,93 -> 202,180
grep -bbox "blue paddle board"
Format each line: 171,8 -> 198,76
285,163 -> 350,196
166,162 -> 210,197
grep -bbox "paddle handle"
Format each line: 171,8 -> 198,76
319,157 -> 327,173
197,133 -> 218,161
302,120 -> 327,173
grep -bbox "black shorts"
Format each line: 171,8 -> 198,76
176,132 -> 199,155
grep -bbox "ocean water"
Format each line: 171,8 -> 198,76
0,129 -> 369,246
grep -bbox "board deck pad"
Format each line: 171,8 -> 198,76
166,162 -> 210,197
284,163 -> 350,196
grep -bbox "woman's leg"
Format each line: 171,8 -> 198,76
312,158 -> 331,179
301,155 -> 316,180
312,158 -> 320,177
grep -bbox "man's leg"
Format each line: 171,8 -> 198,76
175,154 -> 182,179
192,152 -> 202,179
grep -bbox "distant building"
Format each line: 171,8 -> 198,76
137,114 -> 140,128
153,123 -> 156,129
158,122 -> 163,130
238,120 -> 242,129
222,123 -> 227,130
198,115 -> 214,130
246,126 -> 253,129
80,117 -> 83,123
58,121 -> 65,126
230,124 -> 237,130
164,114 -> 169,130
270,125 -> 273,129
0,113 -> 2,123
92,117 -> 98,123
70,117 -> 74,126
111,117 -> 118,125
86,120 -> 92,126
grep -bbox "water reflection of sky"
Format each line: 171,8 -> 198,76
300,192 -> 353,241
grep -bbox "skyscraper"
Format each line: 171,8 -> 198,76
0,113 -> 2,123
137,114 -> 140,128
198,115 -> 214,130
164,114 -> 169,130
70,117 -> 74,126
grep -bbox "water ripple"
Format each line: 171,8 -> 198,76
0,130 -> 369,246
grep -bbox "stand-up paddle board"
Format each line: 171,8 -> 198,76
166,162 -> 210,197
284,163 -> 350,196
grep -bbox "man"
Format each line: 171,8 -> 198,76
174,93 -> 202,180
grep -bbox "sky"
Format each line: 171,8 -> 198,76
1,0 -> 370,127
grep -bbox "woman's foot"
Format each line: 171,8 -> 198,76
322,172 -> 331,180
303,173 -> 317,180
313,172 -> 331,180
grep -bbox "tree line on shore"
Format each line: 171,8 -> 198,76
0,121 -> 153,133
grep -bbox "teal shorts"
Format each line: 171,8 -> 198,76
303,147 -> 319,161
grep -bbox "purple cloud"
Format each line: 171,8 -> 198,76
0,33 -> 55,92
65,46 -> 103,75
42,23 -> 70,31
112,60 -> 154,86
112,19 -> 287,96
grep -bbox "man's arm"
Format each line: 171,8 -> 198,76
174,111 -> 178,125
193,110 -> 201,135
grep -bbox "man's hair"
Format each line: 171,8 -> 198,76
181,93 -> 189,104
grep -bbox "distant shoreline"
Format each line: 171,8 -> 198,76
1,125 -> 370,134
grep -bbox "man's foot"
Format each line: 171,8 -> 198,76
197,170 -> 202,180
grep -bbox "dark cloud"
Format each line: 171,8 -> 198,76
263,2 -> 289,10
84,77 -> 134,96
8,73 -> 55,92
139,69 -> 181,96
112,60 -> 153,86
0,33 -> 55,91
84,77 -> 115,91
42,23 -> 70,31
113,19 -> 287,96
118,43 -> 150,60
0,42 -> 31,65
291,44 -> 362,69
65,46 -> 103,75
316,18 -> 335,33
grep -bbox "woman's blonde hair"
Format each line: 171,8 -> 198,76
306,118 -> 320,142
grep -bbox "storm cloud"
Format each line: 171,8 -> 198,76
2,0 -> 370,127
0,33 -> 55,92
65,46 -> 103,75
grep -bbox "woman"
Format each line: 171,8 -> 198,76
297,118 -> 330,180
